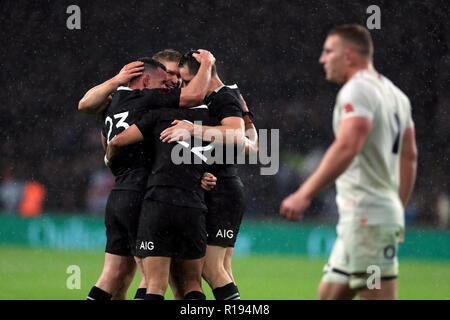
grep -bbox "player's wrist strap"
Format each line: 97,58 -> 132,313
243,111 -> 254,122
104,154 -> 111,167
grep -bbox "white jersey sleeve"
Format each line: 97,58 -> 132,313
337,79 -> 377,122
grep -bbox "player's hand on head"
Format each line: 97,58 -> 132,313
201,172 -> 217,191
160,120 -> 194,143
114,61 -> 144,85
193,49 -> 215,65
280,191 -> 311,221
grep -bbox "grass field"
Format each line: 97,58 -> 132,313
1,246 -> 449,300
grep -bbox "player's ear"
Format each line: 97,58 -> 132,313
141,74 -> 149,88
344,48 -> 355,65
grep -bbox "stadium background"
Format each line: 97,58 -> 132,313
0,0 -> 449,299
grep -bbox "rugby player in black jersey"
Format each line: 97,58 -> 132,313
105,103 -> 216,300
152,49 -> 183,90
78,50 -> 215,300
160,50 -> 258,300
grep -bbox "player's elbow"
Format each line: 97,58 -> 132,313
78,99 -> 95,114
400,127 -> 417,162
335,140 -> 361,159
402,145 -> 418,163
78,99 -> 87,112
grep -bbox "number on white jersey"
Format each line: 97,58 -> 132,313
392,113 -> 400,154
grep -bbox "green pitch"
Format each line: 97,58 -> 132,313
1,246 -> 449,300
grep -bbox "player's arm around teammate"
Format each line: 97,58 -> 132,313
78,61 -> 144,114
159,51 -> 249,300
78,49 -> 216,115
104,119 -> 217,191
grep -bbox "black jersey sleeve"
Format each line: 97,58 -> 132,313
212,93 -> 243,122
140,88 -> 181,110
135,111 -> 158,139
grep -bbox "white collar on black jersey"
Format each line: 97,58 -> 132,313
117,86 -> 132,91
214,84 -> 238,93
189,104 -> 208,109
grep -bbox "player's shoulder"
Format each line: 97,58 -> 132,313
111,86 -> 144,104
342,71 -> 377,93
182,106 -> 210,122
108,87 -> 145,113
381,75 -> 411,107
339,71 -> 382,104
210,84 -> 241,104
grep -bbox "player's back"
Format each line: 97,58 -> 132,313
135,107 -> 213,194
333,70 -> 414,226
205,84 -> 244,178
102,87 -> 153,191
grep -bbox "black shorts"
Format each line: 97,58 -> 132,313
105,190 -> 144,256
136,199 -> 207,259
205,177 -> 246,247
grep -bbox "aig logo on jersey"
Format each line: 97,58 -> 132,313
139,241 -> 154,250
216,229 -> 234,239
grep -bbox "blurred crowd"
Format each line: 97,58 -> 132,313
0,1 -> 449,227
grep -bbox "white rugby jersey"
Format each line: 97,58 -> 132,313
332,69 -> 414,226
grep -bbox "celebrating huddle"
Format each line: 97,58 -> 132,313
78,49 -> 258,300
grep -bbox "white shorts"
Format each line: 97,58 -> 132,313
321,223 -> 403,289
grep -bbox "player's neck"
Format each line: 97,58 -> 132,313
207,76 -> 224,97
128,80 -> 143,90
345,61 -> 376,82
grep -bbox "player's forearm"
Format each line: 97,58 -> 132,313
399,156 -> 417,208
106,124 -> 144,161
101,133 -> 107,152
179,61 -> 213,107
106,142 -> 119,162
298,141 -> 357,199
243,125 -> 258,155
241,111 -> 258,154
243,110 -> 258,152
398,127 -> 418,209
78,78 -> 119,114
193,124 -> 245,145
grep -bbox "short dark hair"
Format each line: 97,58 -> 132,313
328,24 -> 374,60
136,57 -> 167,74
178,50 -> 216,76
152,49 -> 182,64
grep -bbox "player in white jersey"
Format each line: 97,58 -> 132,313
280,24 -> 418,300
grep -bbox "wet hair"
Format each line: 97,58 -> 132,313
178,50 -> 216,76
328,24 -> 374,60
136,57 -> 167,74
152,49 -> 182,64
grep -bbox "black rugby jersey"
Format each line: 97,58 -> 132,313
135,107 -> 213,208
102,87 -> 180,191
204,84 -> 244,178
